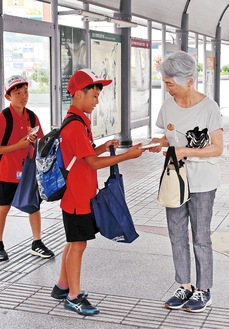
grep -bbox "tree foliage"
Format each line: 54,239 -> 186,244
222,64 -> 229,73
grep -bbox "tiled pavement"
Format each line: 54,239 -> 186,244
0,111 -> 229,329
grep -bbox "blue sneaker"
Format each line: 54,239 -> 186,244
164,286 -> 194,310
64,293 -> 100,316
184,289 -> 212,313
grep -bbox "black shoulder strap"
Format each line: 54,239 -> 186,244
60,113 -> 89,135
0,107 -> 12,161
60,114 -> 95,147
1,107 -> 36,147
1,107 -> 12,147
27,109 -> 36,128
0,107 -> 36,160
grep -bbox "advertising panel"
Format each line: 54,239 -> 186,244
131,38 -> 150,123
206,51 -> 215,100
90,31 -> 121,138
60,26 -> 86,117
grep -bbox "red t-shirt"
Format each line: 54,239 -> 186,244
60,105 -> 97,214
0,105 -> 43,183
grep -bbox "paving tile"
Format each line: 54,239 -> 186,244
0,282 -> 229,329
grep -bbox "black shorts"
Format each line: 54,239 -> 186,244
0,181 -> 18,205
62,210 -> 99,242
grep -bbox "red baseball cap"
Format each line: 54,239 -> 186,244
5,75 -> 28,96
67,68 -> 112,96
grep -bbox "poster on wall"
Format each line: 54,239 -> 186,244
90,31 -> 121,138
206,51 -> 215,100
4,0 -> 43,20
60,26 -> 86,117
131,38 -> 150,124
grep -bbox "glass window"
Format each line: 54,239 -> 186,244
220,43 -> 229,112
151,26 -> 163,133
58,6 -> 84,29
4,32 -> 51,133
131,17 -> 147,39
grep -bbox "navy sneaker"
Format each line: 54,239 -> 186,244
64,293 -> 100,316
51,285 -> 69,299
184,289 -> 212,313
164,285 -> 194,310
0,242 -> 8,262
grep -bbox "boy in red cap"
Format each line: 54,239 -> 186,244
51,68 -> 144,316
0,75 -> 54,261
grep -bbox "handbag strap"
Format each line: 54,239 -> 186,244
162,146 -> 176,176
163,146 -> 180,175
109,145 -> 120,178
160,146 -> 186,206
169,146 -> 180,174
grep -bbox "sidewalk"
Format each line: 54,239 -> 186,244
0,110 -> 229,329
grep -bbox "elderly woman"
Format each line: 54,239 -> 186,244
151,51 -> 224,313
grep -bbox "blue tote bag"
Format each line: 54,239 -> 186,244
11,143 -> 42,214
91,145 -> 139,243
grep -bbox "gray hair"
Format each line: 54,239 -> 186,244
159,51 -> 197,87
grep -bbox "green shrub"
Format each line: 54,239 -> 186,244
222,64 -> 229,73
30,65 -> 49,93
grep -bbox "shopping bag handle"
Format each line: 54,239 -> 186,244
109,145 -> 121,179
28,139 -> 38,160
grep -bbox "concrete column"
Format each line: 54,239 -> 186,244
148,20 -> 152,138
83,3 -> 90,68
181,13 -> 189,52
195,33 -> 199,89
203,35 -> 207,94
114,0 -> 133,147
51,0 -> 61,126
212,26 -> 221,106
176,13 -> 189,52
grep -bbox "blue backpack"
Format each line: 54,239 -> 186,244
36,114 -> 86,202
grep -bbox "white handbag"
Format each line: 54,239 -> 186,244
158,146 -> 190,208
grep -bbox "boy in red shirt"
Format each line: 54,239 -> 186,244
0,75 -> 54,261
51,68 -> 144,316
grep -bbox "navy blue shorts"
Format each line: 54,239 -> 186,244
0,181 -> 18,205
62,210 -> 99,242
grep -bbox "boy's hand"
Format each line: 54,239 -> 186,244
127,143 -> 145,158
104,139 -> 120,152
16,136 -> 31,149
27,134 -> 37,144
